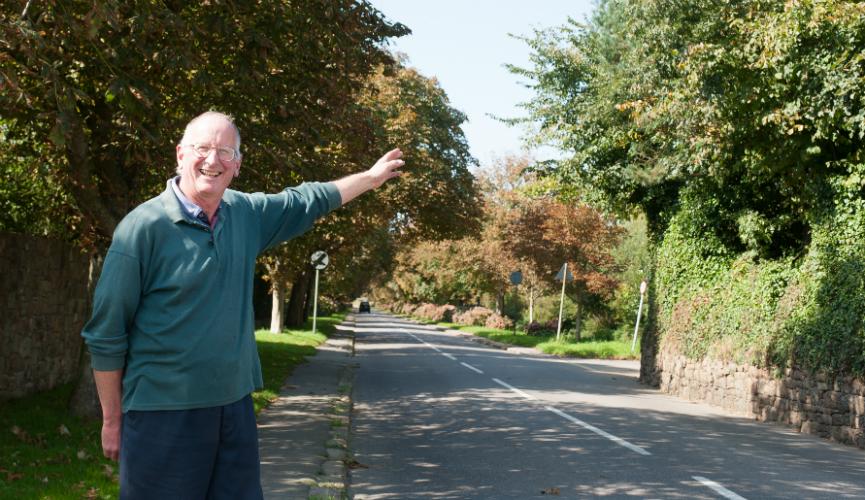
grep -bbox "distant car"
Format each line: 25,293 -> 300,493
359,300 -> 371,313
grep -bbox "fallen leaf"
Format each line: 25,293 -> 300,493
541,487 -> 561,495
345,458 -> 368,469
77,449 -> 89,460
102,464 -> 114,479
59,424 -> 71,436
85,487 -> 100,499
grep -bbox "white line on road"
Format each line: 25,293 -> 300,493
692,476 -> 747,500
546,406 -> 651,456
405,328 -> 649,458
406,332 -> 441,352
492,378 -> 536,400
460,362 -> 484,374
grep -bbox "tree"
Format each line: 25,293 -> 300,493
1,1 -> 407,244
262,60 -> 483,328
1,0 -> 409,414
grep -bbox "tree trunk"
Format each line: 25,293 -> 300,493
573,289 -> 582,342
69,252 -> 104,419
495,289 -> 505,314
528,286 -> 534,323
303,271 -> 315,324
285,269 -> 310,328
270,279 -> 285,333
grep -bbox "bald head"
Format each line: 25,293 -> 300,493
177,111 -> 241,174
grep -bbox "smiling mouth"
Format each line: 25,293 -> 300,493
199,168 -> 222,178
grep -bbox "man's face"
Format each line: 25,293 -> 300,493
175,116 -> 241,204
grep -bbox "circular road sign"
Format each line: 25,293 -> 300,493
311,250 -> 329,270
509,270 -> 523,286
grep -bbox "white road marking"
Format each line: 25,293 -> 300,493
492,378 -> 536,400
692,476 -> 747,500
546,406 -> 651,456
404,327 -> 650,458
407,332 -> 441,351
460,362 -> 484,374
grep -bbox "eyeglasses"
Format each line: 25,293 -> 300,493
183,143 -> 241,162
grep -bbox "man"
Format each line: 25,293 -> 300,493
81,111 -> 403,499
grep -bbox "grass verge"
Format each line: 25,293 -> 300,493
253,313 -> 345,414
444,323 -> 639,359
0,384 -> 119,499
0,312 -> 347,498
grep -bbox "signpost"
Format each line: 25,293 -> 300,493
509,271 -> 522,334
555,263 -> 574,341
631,280 -> 648,352
310,251 -> 329,334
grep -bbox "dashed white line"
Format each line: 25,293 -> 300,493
545,406 -> 651,455
692,476 -> 747,500
405,328 -> 650,457
492,378 -> 536,400
460,362 -> 483,374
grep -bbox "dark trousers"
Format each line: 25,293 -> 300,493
119,394 -> 263,500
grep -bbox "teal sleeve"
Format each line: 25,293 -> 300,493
255,182 -> 342,252
81,250 -> 142,371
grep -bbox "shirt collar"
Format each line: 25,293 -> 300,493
168,177 -> 219,227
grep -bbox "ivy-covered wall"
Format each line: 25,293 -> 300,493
647,171 -> 865,380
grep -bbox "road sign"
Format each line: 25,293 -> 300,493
509,270 -> 523,286
555,263 -> 574,282
310,250 -> 329,270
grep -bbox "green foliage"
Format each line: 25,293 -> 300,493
607,215 -> 652,327
655,176 -> 865,376
1,0 -> 407,244
536,338 -> 638,360
516,0 -> 865,376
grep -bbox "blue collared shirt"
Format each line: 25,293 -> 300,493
169,177 -> 219,228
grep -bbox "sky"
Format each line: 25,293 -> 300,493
367,0 -> 597,168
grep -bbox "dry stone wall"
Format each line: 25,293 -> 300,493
654,349 -> 865,449
0,232 -> 90,399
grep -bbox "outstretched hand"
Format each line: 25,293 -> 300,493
367,148 -> 404,189
333,148 -> 406,205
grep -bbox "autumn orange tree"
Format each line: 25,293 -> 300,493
382,154 -> 623,336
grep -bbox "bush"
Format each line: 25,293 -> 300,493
453,306 -> 494,326
485,313 -> 513,330
525,320 -> 557,336
411,303 -> 438,321
413,304 -> 456,323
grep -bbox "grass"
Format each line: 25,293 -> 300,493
536,338 -> 639,359
0,313 -> 347,498
440,322 -> 639,359
0,384 -> 119,499
253,313 -> 346,414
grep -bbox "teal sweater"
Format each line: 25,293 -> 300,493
82,182 -> 342,412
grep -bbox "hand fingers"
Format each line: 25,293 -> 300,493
383,148 -> 402,161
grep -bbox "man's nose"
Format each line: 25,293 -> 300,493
202,147 -> 219,162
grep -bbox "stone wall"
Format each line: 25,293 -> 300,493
655,349 -> 865,449
0,232 -> 90,399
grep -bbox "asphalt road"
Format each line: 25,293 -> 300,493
347,312 -> 865,499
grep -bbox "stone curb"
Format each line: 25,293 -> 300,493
308,315 -> 357,500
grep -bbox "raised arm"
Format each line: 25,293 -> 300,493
332,148 -> 404,205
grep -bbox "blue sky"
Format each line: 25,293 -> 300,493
368,0 -> 596,168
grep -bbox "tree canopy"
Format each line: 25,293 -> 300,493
1,0 -> 407,245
